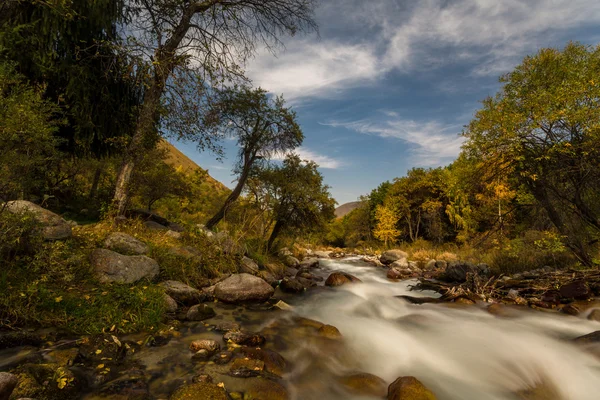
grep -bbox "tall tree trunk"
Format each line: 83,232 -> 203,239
205,157 -> 254,229
267,220 -> 284,251
88,163 -> 104,200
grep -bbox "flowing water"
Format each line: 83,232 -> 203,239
92,257 -> 600,399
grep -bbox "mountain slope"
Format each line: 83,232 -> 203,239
335,201 -> 362,218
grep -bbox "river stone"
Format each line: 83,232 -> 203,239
338,372 -> 387,397
5,200 -> 72,240
387,268 -> 404,279
283,256 -> 300,268
223,330 -> 266,346
186,304 -> 216,321
280,277 -> 305,293
160,280 -> 204,305
214,273 -> 274,303
318,324 -> 342,339
0,372 -> 18,400
103,232 -> 149,255
313,250 -> 331,258
240,348 -> 287,376
190,339 -> 220,354
442,261 -> 479,283
244,378 -> 289,400
241,256 -> 260,274
299,257 -> 319,269
325,272 -> 362,287
91,249 -> 159,284
391,259 -> 410,269
170,382 -> 228,400
388,376 -> 437,400
559,280 -> 591,300
380,250 -> 408,265
588,309 -> 600,322
230,357 -> 265,372
573,330 -> 600,344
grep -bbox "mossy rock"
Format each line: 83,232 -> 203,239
244,378 -> 289,400
338,372 -> 387,397
11,363 -> 80,400
170,382 -> 228,400
388,376 -> 436,400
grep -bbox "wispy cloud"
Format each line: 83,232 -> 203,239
270,146 -> 345,169
247,0 -> 600,99
326,113 -> 464,166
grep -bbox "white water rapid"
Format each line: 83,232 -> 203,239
289,257 -> 600,400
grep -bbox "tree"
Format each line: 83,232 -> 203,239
373,204 -> 400,247
258,154 -> 336,250
112,0 -> 318,214
203,86 -> 303,229
463,42 -> 600,266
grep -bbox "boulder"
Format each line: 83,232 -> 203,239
240,347 -> 287,376
186,304 -> 216,321
164,294 -> 178,313
259,270 -> 278,286
91,249 -> 159,284
284,267 -> 299,277
0,372 -> 18,400
223,330 -> 265,346
160,280 -> 204,305
388,376 -> 437,400
283,256 -> 300,268
380,249 -> 408,265
391,259 -> 410,269
241,256 -> 260,274
559,281 -> 592,300
313,250 -> 331,258
442,261 -> 482,283
588,309 -> 600,322
338,372 -> 387,397
170,382 -> 228,400
280,277 -> 305,293
190,339 -> 220,355
144,220 -> 168,231
214,273 -> 274,303
318,324 -> 342,339
299,257 -> 319,269
573,330 -> 600,344
387,268 -> 404,279
325,272 -> 362,287
5,200 -> 72,240
244,378 -> 288,400
103,232 -> 149,255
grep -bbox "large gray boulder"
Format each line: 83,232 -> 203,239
0,372 -> 18,400
91,249 -> 159,284
380,250 -> 408,265
103,232 -> 149,255
214,273 -> 274,303
5,200 -> 72,240
160,280 -> 204,305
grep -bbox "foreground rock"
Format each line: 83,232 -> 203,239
186,304 -> 216,321
388,376 -> 437,400
0,372 -> 18,400
214,273 -> 274,303
380,249 -> 408,265
325,272 -> 362,287
559,281 -> 592,300
103,232 -> 149,255
91,249 -> 159,284
573,330 -> 600,344
280,277 -> 306,293
170,382 -> 228,400
6,200 -> 72,240
338,372 -> 387,397
160,280 -> 204,305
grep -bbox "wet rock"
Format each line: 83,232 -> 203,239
0,372 -> 18,400
380,249 -> 408,265
453,296 -> 475,305
212,321 -> 241,332
283,256 -> 300,268
186,304 -> 216,321
241,256 -> 260,274
284,267 -> 299,277
573,330 -> 600,344
240,348 -> 287,376
103,232 -> 149,255
387,268 -> 404,279
259,270 -> 278,286
95,369 -> 150,400
588,309 -> 600,322
230,357 -> 265,373
441,261 -> 485,283
223,330 -> 266,347
318,325 -> 342,339
11,363 -> 79,399
560,304 -> 581,316
160,280 -> 205,305
280,277 -> 305,293
398,296 -> 440,305
325,272 -> 362,287
388,376 -> 437,400
91,249 -> 159,284
244,378 -> 289,400
541,290 -> 561,305
559,281 -> 591,300
190,339 -> 220,355
6,200 -> 72,240
487,303 -> 513,317
164,294 -> 178,313
214,273 -> 274,303
170,382 -> 228,400
192,374 -> 213,384
214,351 -> 233,365
299,257 -> 319,269
144,220 -> 168,230
45,347 -> 79,367
338,372 -> 387,397
516,381 -> 562,400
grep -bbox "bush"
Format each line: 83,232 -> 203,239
0,210 -> 43,259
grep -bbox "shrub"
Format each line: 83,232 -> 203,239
0,210 -> 43,259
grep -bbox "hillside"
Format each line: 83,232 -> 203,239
159,140 -> 229,194
335,201 -> 362,218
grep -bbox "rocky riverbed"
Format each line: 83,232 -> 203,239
1,254 -> 600,399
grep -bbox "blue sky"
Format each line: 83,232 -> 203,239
173,0 -> 600,205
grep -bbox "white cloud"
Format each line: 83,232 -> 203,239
327,114 -> 465,166
246,0 -> 600,99
270,146 -> 345,169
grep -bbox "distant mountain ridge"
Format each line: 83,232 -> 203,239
335,201 -> 362,218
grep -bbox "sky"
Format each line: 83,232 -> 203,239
173,0 -> 600,205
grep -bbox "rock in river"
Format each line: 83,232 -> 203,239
170,382 -> 228,400
325,272 -> 362,287
160,280 -> 204,305
214,273 -> 274,303
338,372 -> 387,397
91,248 -> 159,284
388,376 -> 437,400
380,249 -> 408,265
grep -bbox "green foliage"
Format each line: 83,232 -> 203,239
0,209 -> 43,259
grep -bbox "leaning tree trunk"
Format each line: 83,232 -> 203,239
267,220 -> 284,251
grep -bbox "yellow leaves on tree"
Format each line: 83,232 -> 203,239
373,205 -> 400,247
